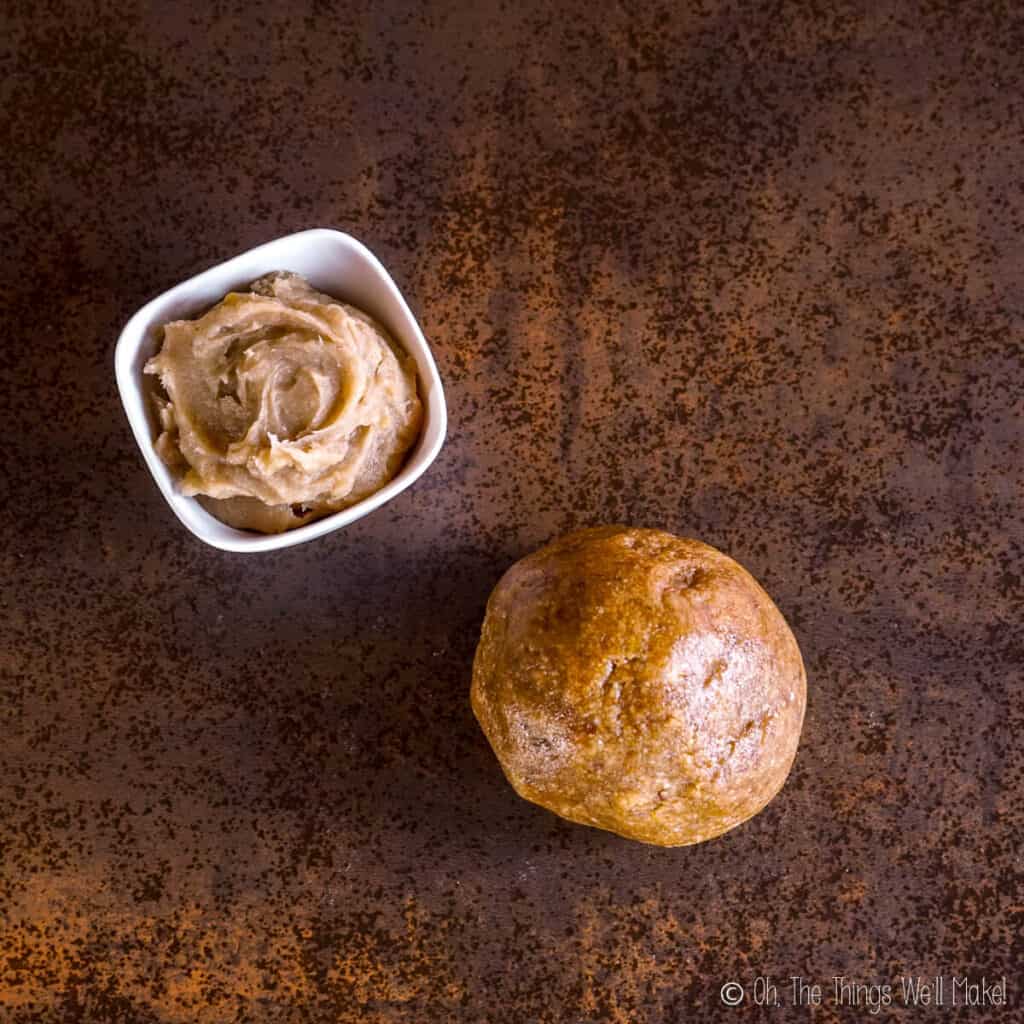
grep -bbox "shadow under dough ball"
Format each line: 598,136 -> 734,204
471,526 -> 807,846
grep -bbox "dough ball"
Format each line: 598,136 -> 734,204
471,526 -> 806,846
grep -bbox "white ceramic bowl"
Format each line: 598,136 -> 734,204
115,228 -> 446,553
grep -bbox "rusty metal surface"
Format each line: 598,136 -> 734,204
2,1 -> 1022,1021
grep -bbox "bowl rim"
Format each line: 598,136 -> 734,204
114,227 -> 447,553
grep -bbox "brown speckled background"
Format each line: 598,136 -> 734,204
2,1 -> 1022,1021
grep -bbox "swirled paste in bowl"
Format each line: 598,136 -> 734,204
144,272 -> 422,533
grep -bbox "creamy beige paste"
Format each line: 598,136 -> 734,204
145,272 -> 422,533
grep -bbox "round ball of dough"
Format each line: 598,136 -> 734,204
471,526 -> 806,846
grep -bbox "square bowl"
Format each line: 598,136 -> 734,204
115,228 -> 446,553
